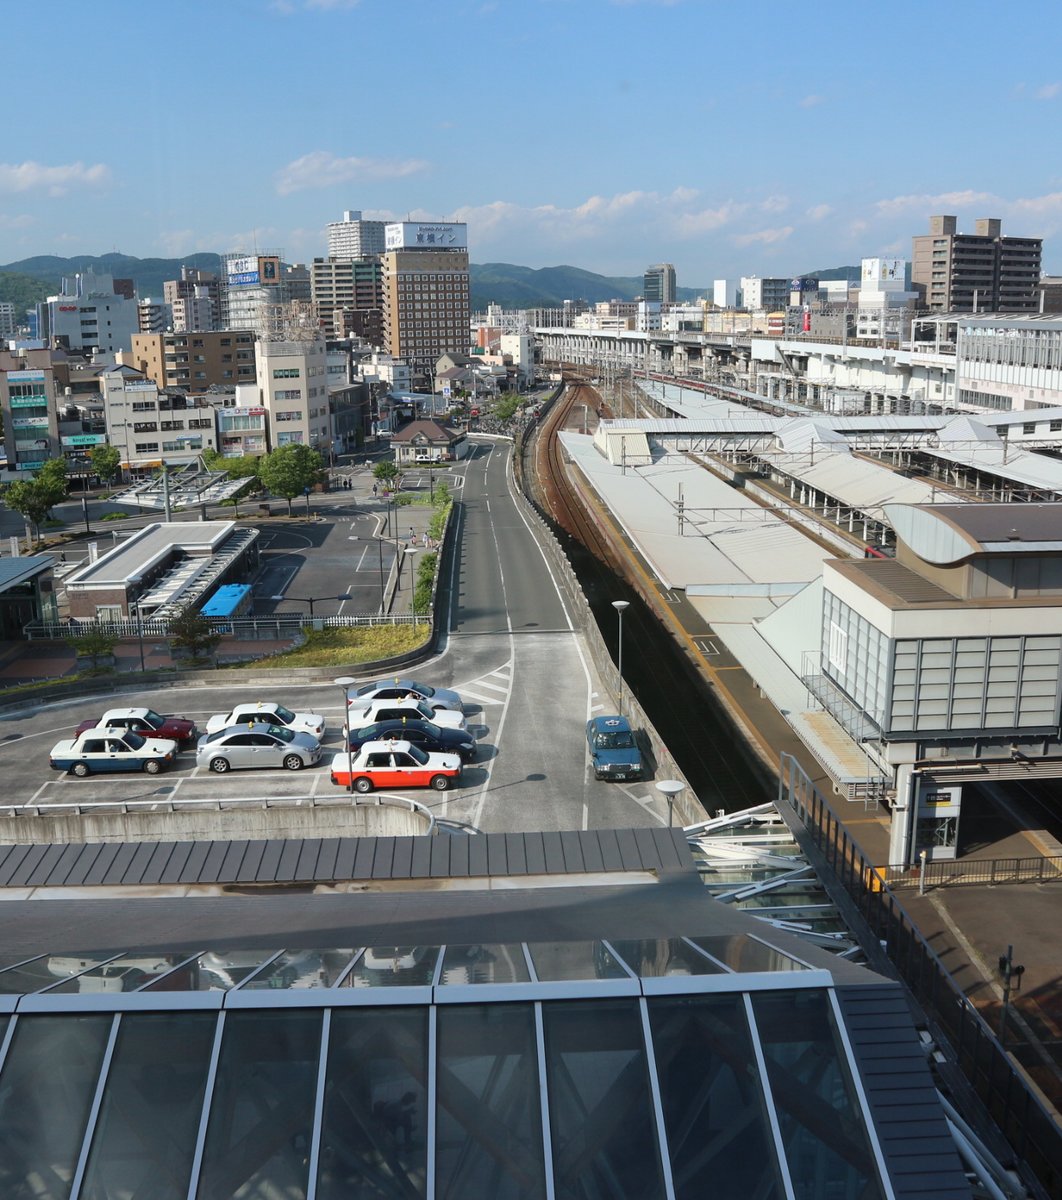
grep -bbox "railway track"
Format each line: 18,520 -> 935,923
524,380 -> 766,813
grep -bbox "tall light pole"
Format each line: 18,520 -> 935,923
612,599 -> 629,714
334,676 -> 356,794
134,599 -> 146,673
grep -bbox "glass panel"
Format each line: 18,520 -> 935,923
436,1004 -> 545,1200
610,938 -> 727,977
689,935 -> 804,973
144,949 -> 278,992
80,1013 -> 216,1200
195,1011 -> 322,1200
47,953 -> 185,995
0,1014 -> 112,1200
0,953 -> 119,995
750,991 -> 883,1200
344,947 -> 440,988
648,994 -> 784,1200
238,949 -> 357,991
528,941 -> 627,982
542,999 -> 666,1200
316,1007 -> 428,1200
440,944 -> 530,985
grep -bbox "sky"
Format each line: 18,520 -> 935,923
4,0 -> 1062,287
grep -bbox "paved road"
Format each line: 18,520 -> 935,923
1,439 -> 667,832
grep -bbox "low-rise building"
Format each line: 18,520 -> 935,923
391,418 -> 467,464
100,368 -> 219,476
125,330 -> 256,392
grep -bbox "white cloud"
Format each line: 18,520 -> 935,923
733,226 -> 794,247
806,203 -> 833,221
271,0 -> 360,12
0,161 -> 110,196
873,189 -> 995,216
1036,82 -> 1061,100
274,151 -> 428,195
760,194 -> 790,214
799,94 -> 824,108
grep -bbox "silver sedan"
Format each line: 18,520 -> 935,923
195,723 -> 322,773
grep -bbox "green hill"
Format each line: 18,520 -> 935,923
470,262 -> 705,309
0,252 -> 222,303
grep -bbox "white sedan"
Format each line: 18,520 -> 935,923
205,701 -> 325,739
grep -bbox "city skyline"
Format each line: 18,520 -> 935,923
3,0 -> 1061,282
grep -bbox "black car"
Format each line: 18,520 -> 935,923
348,718 -> 477,763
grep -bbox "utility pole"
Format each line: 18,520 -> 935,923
997,946 -> 1025,1049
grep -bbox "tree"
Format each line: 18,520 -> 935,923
494,393 -> 521,421
167,603 -> 222,663
372,460 -> 399,488
35,457 -> 69,514
90,444 -> 122,486
258,444 -> 323,516
203,448 -> 261,480
3,479 -> 52,544
65,627 -> 117,673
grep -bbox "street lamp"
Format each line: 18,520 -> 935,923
134,598 -> 146,673
611,600 -> 630,714
656,779 -> 684,829
270,594 -> 352,619
334,675 -> 356,794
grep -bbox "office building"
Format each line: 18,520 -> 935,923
912,215 -> 1042,313
0,350 -> 66,472
100,367 -> 218,475
643,263 -> 676,305
164,268 -> 220,331
219,251 -> 284,333
36,271 -> 139,354
0,302 -> 17,339
326,208 -> 387,260
713,279 -> 737,308
739,276 -> 790,310
255,333 -> 332,455
381,222 -> 471,376
125,330 -> 256,392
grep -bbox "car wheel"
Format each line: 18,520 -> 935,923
430,774 -> 450,791
209,757 -> 230,774
142,759 -> 163,775
283,754 -> 304,771
353,776 -> 374,794
71,762 -> 90,778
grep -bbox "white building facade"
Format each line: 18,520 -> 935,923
327,210 -> 387,260
255,335 -> 331,455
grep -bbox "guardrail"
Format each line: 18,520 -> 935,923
25,613 -> 425,640
887,854 -> 1062,890
779,753 -> 1062,1199
0,791 -> 435,826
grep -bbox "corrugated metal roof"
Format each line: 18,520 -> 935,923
836,985 -> 973,1200
922,444 -> 1062,493
0,828 -> 692,890
0,555 -> 54,591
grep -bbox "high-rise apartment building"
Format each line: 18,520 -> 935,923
327,209 -> 387,260
164,268 -> 220,331
125,331 -> 256,392
311,257 -> 384,342
738,276 -> 790,310
381,222 -> 470,375
912,216 -> 1042,313
643,263 -> 676,305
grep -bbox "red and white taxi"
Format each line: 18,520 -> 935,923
329,739 -> 461,793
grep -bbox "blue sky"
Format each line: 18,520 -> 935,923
4,0 -> 1061,287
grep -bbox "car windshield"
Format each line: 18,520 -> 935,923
273,705 -> 296,724
355,684 -> 377,697
143,710 -> 165,728
266,725 -> 296,743
407,681 -> 434,697
122,733 -> 147,751
594,731 -> 634,750
206,729 -> 230,743
421,721 -> 441,738
406,744 -> 429,765
414,701 -> 433,719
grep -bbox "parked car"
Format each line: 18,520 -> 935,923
50,728 -> 179,776
348,678 -> 463,714
347,718 -> 477,763
205,702 -> 325,739
586,715 -> 643,781
74,707 -> 198,745
329,740 -> 461,792
347,697 -> 467,732
196,723 -> 322,773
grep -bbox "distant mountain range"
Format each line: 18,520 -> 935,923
0,252 -> 861,313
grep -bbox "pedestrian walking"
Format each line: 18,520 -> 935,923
409,526 -> 416,543
372,482 -> 378,497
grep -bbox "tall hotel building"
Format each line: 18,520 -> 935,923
912,216 -> 1042,313
381,223 -> 470,375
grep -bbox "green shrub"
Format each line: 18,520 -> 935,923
101,511 -> 131,521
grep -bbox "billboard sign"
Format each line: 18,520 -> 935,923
12,416 -> 50,429
227,254 -> 280,286
790,277 -> 820,293
61,434 -> 107,447
7,370 -> 45,383
385,222 -> 467,251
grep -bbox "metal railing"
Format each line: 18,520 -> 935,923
25,612 -> 426,641
779,753 -> 1062,1200
887,854 -> 1062,890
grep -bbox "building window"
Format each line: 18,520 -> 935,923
272,368 -> 301,379
828,622 -> 848,674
